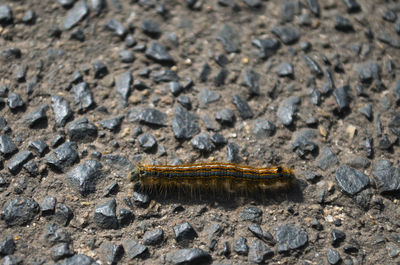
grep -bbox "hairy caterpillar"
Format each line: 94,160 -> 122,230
129,163 -> 296,195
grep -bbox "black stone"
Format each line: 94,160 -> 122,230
138,133 -> 157,151
29,140 -> 48,157
118,208 -> 133,227
143,229 -> 164,245
70,28 -> 85,41
63,0 -> 88,30
8,151 -> 33,174
0,235 -> 15,256
58,0 -> 75,8
0,255 -> 22,265
364,137 -> 374,158
358,104 -> 372,120
99,116 -> 123,132
217,24 -> 240,53
55,254 -> 97,265
252,38 -> 280,59
210,133 -> 227,145
1,197 -> 39,226
248,224 -> 264,240
169,82 -> 183,96
310,218 -> 323,231
253,118 -> 276,138
389,114 -> 400,136
316,146 -> 338,170
68,118 -> 98,142
116,71 -> 133,102
331,229 -> 346,246
335,165 -> 369,196
356,61 -> 381,83
303,55 -> 323,77
51,243 -> 74,261
277,97 -> 300,126
0,135 -> 17,156
291,129 -> 318,158
214,68 -> 229,87
322,69 -> 336,94
373,160 -> 400,193
41,196 -> 57,215
240,206 -> 262,223
105,19 -> 126,38
215,109 -> 235,125
174,222 -> 198,243
145,42 -> 174,64
0,5 -> 13,25
234,236 -> 249,255
232,95 -> 253,119
127,107 -> 167,126
166,248 -> 211,265
102,154 -> 133,171
333,85 -> 350,112
123,240 -> 148,260
327,248 -> 341,264
198,88 -> 221,108
54,203 -> 73,226
45,142 -> 79,172
191,132 -> 213,152
306,0 -> 320,17
343,0 -> 361,13
248,240 -> 273,264
199,63 -> 211,82
133,80 -> 149,90
72,82 -> 94,113
90,0 -> 106,15
101,242 -> 123,265
142,19 -> 161,37
281,0 -> 295,22
132,191 -> 150,207
66,160 -> 103,195
152,69 -> 179,82
171,106 -> 200,140
7,93 -> 24,109
43,223 -> 71,247
93,61 -> 108,79
177,95 -> 191,110
272,26 -> 300,45
23,105 -> 48,128
242,68 -> 260,96
94,199 -> 118,229
335,16 -> 354,32
119,50 -> 135,63
226,142 -> 240,163
14,65 -> 27,82
275,225 -> 308,252
51,95 -> 73,127
383,10 -> 397,22
276,62 -> 294,77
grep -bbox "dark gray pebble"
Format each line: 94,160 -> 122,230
0,235 -> 15,256
191,132 -> 213,152
51,95 -> 73,127
217,24 -> 241,53
138,133 -> 157,151
171,106 -> 200,139
102,154 -> 133,171
101,242 -> 123,265
248,240 -> 273,264
143,229 -> 164,245
272,26 -> 300,45
276,62 -> 294,77
8,150 -> 33,175
7,93 -> 24,109
251,38 -> 280,59
242,0 -> 261,8
142,19 -> 161,37
335,16 -> 354,32
277,97 -> 300,126
383,10 -> 397,22
343,0 -> 360,13
45,142 -> 78,172
373,160 -> 400,193
43,223 -> 71,246
132,191 -> 150,207
1,255 -> 22,265
41,196 -> 56,216
105,18 -> 126,38
0,5 -> 13,25
316,146 -> 338,170
54,203 -> 73,226
118,208 -> 134,227
198,88 -> 221,108
327,248 -> 341,264
306,0 -> 320,17
331,229 -> 346,246
152,69 -> 179,83
169,82 -> 183,96
99,116 -> 123,131
226,142 -> 240,163
303,55 -> 323,77
51,243 -> 74,261
346,156 -> 371,169
90,0 -> 106,15
291,129 -> 318,158
211,133 -> 227,145
1,197 -> 39,226
310,218 -> 323,230
145,42 -> 174,64
127,107 -> 167,126
177,95 -> 191,109
0,135 -> 18,156
335,165 -> 369,196
322,69 -> 336,94
232,95 -> 253,119
58,0 -> 75,8
24,105 -> 48,128
116,71 -> 133,102
275,225 -> 308,252
119,50 -> 135,63
66,160 -> 103,195
234,236 -> 249,255
92,61 -> 108,79
94,199 -> 118,229
174,222 -> 198,243
358,104 -> 372,120
63,0 -> 88,30
389,114 -> 400,136
70,28 -> 85,41
215,109 -> 235,125
68,118 -> 98,142
240,206 -> 262,224
72,82 -> 94,113
54,254 -> 97,265
199,63 -> 211,82
242,68 -> 260,96
214,68 -> 229,87
253,118 -> 276,138
166,248 -> 211,265
123,240 -> 148,260
23,160 -> 38,177
356,61 -> 381,83
133,80 -> 149,90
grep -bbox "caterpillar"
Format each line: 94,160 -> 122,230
129,163 -> 296,195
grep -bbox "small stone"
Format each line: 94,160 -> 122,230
335,16 -> 354,31
90,0 -> 106,15
72,82 -> 94,112
1,197 -> 40,226
41,196 -> 57,215
383,10 -> 397,22
45,142 -> 79,172
127,107 -> 167,126
226,142 -> 240,163
232,95 -> 253,119
215,109 -> 235,125
306,0 -> 320,17
242,0 -> 261,8
174,222 -> 198,243
303,55 -> 323,77
101,242 -> 123,265
217,24 -> 241,53
356,61 -> 381,83
198,88 -> 221,108
118,208 -> 133,227
0,5 -> 13,25
141,19 -> 161,37
358,104 -> 372,120
138,133 -> 157,151
248,240 -> 273,264
177,95 -> 191,109
210,133 -> 227,145
133,80 -> 149,90
119,50 -> 135,63
275,225 -> 308,252
169,82 -> 183,96
191,132 -> 213,152
132,191 -> 150,207
105,18 -> 126,37
253,118 -> 276,138
240,206 -> 262,223
310,218 -> 323,230
346,156 -> 371,169
8,150 -> 33,174
335,165 -> 369,196
166,248 -> 211,265
23,105 -> 48,128
316,146 -> 338,170
54,203 -> 73,226
386,242 -> 400,258
272,26 -> 300,45
58,0 -> 75,8
94,199 -> 118,229
248,224 -> 264,239
213,68 -> 229,87
199,63 -> 211,82
66,160 -> 103,195
171,106 -> 200,140
51,96 -> 73,127
1,255 -> 22,265
29,140 -> 48,157
0,235 -> 15,256
93,61 -> 108,79
116,71 -> 133,102
68,118 -> 98,142
252,38 -> 281,59
276,62 -> 294,77
123,240 -> 148,260
343,0 -> 361,13
57,254 -> 97,265
145,42 -> 174,64
51,243 -> 74,261
0,135 -> 18,156
63,0 -> 88,30
277,97 -> 300,126
7,93 -> 24,109
389,114 -> 400,136
373,160 -> 400,193
327,248 -> 341,264
242,68 -> 260,96
70,28 -> 85,41
331,229 -> 346,246
13,65 -> 27,82
143,229 -> 164,245
99,116 -> 123,131
234,236 -> 249,255
43,222 -> 71,246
